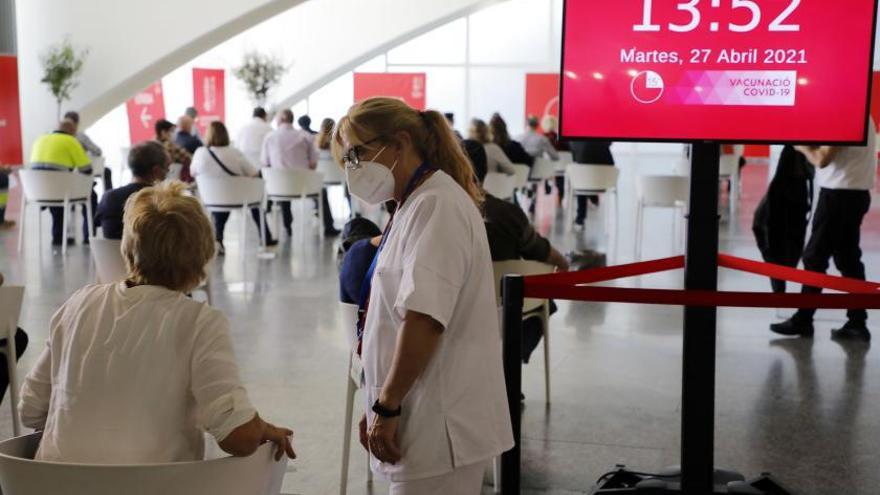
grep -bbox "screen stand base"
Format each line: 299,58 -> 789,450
590,465 -> 799,494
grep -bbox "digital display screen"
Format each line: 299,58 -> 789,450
559,0 -> 879,144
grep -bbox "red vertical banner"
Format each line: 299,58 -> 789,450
525,73 -> 560,133
193,68 -> 226,136
0,56 -> 23,165
353,73 -> 426,110
126,82 -> 166,145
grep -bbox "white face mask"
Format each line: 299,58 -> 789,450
345,146 -> 398,206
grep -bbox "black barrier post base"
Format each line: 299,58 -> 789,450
500,275 -> 524,495
590,465 -> 799,494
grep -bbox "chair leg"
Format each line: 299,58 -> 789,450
85,200 -> 95,245
319,191 -> 325,239
240,206 -> 248,264
259,204 -> 266,248
542,303 -> 551,405
635,202 -> 643,261
493,456 -> 501,494
5,333 -> 20,436
612,190 -> 620,263
16,197 -> 26,253
62,199 -> 70,256
340,355 -> 356,495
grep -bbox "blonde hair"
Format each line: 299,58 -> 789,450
541,115 -> 558,133
316,118 -> 335,151
468,118 -> 490,144
121,181 -> 215,293
332,97 -> 482,205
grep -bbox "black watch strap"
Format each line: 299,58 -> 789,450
372,399 -> 402,418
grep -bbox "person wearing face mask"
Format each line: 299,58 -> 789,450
332,97 -> 513,494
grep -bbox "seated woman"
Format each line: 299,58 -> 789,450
18,182 -> 295,464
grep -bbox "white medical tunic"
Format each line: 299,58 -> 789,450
362,170 -> 514,482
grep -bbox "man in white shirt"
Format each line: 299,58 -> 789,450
519,115 -> 559,160
771,118 -> 877,341
235,107 -> 273,166
261,109 -> 339,236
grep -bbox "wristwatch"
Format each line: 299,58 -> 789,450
372,399 -> 402,418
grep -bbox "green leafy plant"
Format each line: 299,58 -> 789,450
40,37 -> 89,121
233,51 -> 288,107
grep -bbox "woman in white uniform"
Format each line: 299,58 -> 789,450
332,97 -> 513,494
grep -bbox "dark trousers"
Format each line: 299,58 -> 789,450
0,329 -> 28,404
212,209 -> 274,243
275,190 -> 335,234
103,168 -> 113,190
795,188 -> 871,323
49,189 -> 97,243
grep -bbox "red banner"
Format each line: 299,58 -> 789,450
126,82 -> 165,145
193,68 -> 226,136
525,73 -> 560,133
353,73 -> 426,110
0,56 -> 22,165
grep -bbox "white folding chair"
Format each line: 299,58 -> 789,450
17,170 -> 95,256
528,158 -> 558,217
316,160 -> 350,219
492,260 -> 556,405
196,176 -> 268,261
719,154 -> 740,220
0,287 -> 24,436
166,163 -> 184,182
90,156 -> 107,194
511,164 -> 530,191
338,303 -> 372,495
0,433 -> 286,495
262,168 -> 326,239
483,173 -> 516,201
635,175 -> 689,261
564,164 -> 620,255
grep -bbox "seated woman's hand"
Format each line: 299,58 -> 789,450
261,421 -> 297,461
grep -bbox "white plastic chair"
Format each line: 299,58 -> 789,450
0,433 -> 286,495
511,164 -> 530,190
483,173 -> 516,201
90,237 -> 213,304
90,156 -> 106,193
564,164 -> 620,255
528,158 -> 558,218
0,287 -> 24,436
17,170 -> 95,256
196,176 -> 268,260
263,168 -> 326,239
555,151 -> 574,175
316,160 -> 351,219
719,154 -> 740,220
166,163 -> 183,182
635,175 -> 689,261
338,303 -> 372,495
492,260 -> 556,404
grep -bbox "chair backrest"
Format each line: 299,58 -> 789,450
90,238 -> 127,284
637,175 -> 690,207
90,157 -> 105,177
483,173 -> 515,200
0,433 -> 287,495
511,164 -> 530,189
565,164 -> 619,192
339,303 -> 359,353
262,168 -> 324,198
674,157 -> 690,176
18,170 -> 93,203
558,151 -> 573,164
316,160 -> 345,185
492,260 -> 555,313
166,163 -> 183,182
0,287 -> 25,342
719,154 -> 739,177
529,158 -> 556,181
196,176 -> 265,207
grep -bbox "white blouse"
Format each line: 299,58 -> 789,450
363,171 -> 514,482
19,283 -> 256,464
484,143 -> 516,175
191,145 -> 260,178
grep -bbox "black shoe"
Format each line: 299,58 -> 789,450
831,321 -> 871,342
769,317 -> 814,338
285,229 -> 293,238
51,237 -> 75,247
217,242 -> 225,256
324,227 -> 341,237
265,238 -> 279,247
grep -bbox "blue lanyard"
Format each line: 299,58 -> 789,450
356,162 -> 435,344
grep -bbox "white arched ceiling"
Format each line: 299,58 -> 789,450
15,0 -> 306,151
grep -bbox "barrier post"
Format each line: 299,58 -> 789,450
500,274 -> 524,494
680,142 -> 721,493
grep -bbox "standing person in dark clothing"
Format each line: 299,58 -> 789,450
770,119 -> 877,341
569,140 -> 615,230
96,142 -> 170,239
298,115 -> 317,135
0,272 -> 27,405
174,115 -> 203,155
753,145 -> 814,293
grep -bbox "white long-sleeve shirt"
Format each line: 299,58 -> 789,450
484,143 -> 516,175
518,129 -> 559,160
19,283 -> 257,464
191,146 -> 260,178
235,118 -> 273,166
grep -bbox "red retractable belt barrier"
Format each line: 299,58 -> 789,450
521,253 -> 880,309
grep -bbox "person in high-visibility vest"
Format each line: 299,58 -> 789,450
0,165 -> 14,230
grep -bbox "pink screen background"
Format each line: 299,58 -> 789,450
560,0 -> 877,143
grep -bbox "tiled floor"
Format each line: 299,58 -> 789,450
0,152 -> 878,494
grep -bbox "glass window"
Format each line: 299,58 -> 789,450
468,67 -> 528,137
469,0 -> 551,65
308,72 -> 354,123
387,19 -> 467,65
387,66 -> 466,133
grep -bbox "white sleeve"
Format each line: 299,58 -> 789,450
489,145 -> 516,175
19,343 -> 52,430
394,194 -> 470,328
190,308 -> 257,442
190,148 -> 205,177
232,148 -> 260,177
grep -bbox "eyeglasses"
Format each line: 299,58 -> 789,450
341,136 -> 382,170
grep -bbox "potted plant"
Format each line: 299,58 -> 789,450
233,51 -> 288,107
40,37 -> 89,121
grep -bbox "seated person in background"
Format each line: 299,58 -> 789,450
65,110 -> 112,190
465,140 -> 569,363
156,119 -> 194,182
338,217 -> 383,304
0,165 -> 14,230
19,182 -> 295,464
519,115 -> 559,161
489,113 -> 534,166
0,272 -> 28,405
95,141 -> 170,239
191,121 -> 278,253
29,119 -> 93,246
175,115 -> 204,155
469,118 -> 516,175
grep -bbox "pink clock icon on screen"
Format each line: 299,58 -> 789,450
630,70 -> 664,104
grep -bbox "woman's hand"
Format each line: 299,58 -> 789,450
262,422 -> 297,461
367,415 -> 402,464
